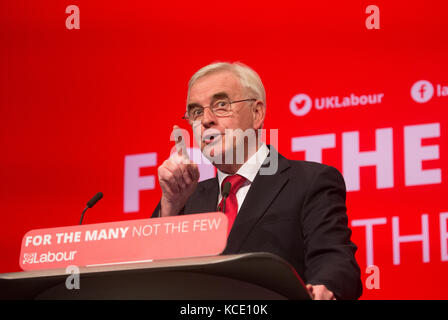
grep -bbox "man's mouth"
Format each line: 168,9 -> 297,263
202,131 -> 222,145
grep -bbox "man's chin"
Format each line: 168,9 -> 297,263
202,144 -> 226,165
202,148 -> 216,163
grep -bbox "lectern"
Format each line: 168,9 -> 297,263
0,252 -> 310,300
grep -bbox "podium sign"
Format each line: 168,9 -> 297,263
20,212 -> 228,271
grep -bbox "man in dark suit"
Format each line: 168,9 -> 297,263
153,62 -> 362,300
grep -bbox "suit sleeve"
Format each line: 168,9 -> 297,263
151,202 -> 161,218
301,165 -> 362,300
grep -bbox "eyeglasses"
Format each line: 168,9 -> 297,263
183,98 -> 256,122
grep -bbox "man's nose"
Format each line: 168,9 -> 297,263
201,107 -> 217,128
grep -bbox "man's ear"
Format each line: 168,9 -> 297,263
252,100 -> 266,130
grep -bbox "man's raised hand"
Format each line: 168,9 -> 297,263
157,125 -> 200,217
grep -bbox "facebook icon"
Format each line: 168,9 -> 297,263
411,80 -> 434,103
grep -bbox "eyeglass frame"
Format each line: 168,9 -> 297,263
182,98 -> 257,122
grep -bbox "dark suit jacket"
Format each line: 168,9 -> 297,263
152,149 -> 362,299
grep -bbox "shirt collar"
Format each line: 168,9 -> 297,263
217,143 -> 270,187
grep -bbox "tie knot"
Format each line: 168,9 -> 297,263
222,174 -> 247,194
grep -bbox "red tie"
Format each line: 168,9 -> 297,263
217,174 -> 247,235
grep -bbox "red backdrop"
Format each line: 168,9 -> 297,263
1,1 -> 447,299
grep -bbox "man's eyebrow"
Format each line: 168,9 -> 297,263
187,102 -> 202,111
211,92 -> 230,100
187,92 -> 230,111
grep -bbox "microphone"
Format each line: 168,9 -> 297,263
221,182 -> 231,213
80,192 -> 103,225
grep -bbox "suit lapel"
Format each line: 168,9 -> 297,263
224,150 -> 291,253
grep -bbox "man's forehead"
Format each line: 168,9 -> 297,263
188,71 -> 242,103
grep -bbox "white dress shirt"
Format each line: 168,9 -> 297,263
216,144 -> 270,214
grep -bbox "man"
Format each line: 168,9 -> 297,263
152,62 -> 362,300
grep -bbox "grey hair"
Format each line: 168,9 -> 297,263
187,62 -> 266,106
